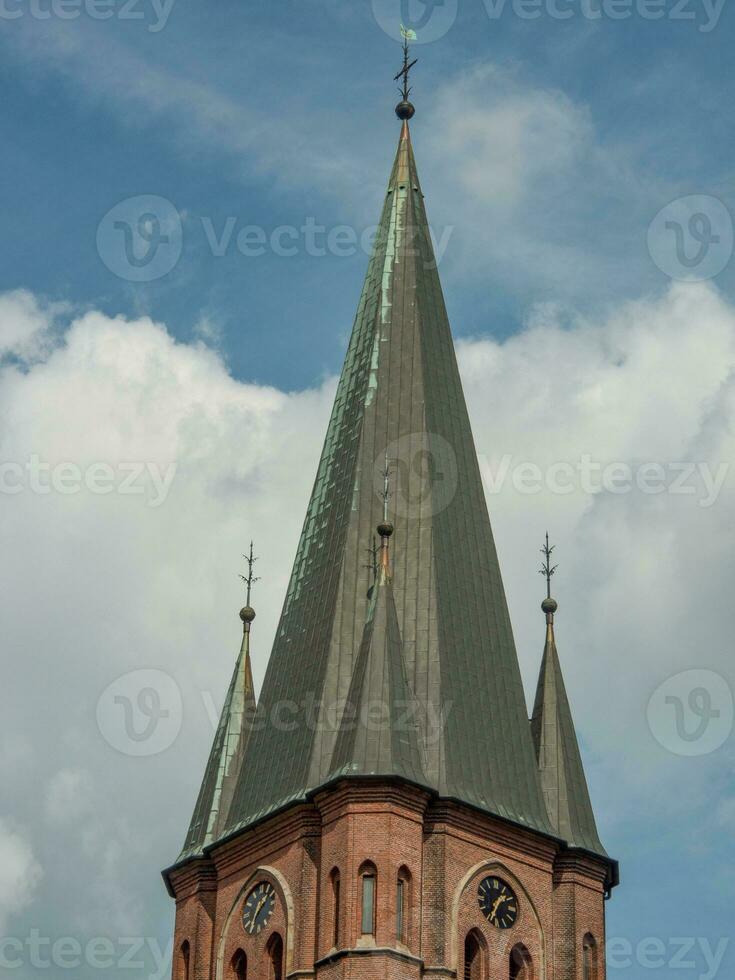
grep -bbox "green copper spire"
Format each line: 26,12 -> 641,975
177,553 -> 258,862
220,115 -> 555,841
530,538 -> 607,858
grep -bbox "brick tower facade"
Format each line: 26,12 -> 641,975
163,62 -> 618,980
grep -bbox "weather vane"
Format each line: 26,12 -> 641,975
239,541 -> 260,607
394,24 -> 418,112
539,532 -> 558,599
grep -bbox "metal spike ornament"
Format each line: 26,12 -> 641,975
239,541 -> 260,626
394,25 -> 417,121
539,532 -> 558,621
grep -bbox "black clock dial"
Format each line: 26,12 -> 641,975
478,876 -> 518,929
242,881 -> 276,935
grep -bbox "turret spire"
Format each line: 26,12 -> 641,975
176,546 -> 259,861
530,537 -> 608,862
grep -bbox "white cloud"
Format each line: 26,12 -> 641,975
45,769 -> 96,825
0,820 -> 42,933
423,64 -> 662,303
0,290 -> 54,361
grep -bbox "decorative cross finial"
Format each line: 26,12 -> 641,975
394,25 -> 417,120
539,532 -> 558,600
239,541 -> 260,608
382,451 -> 391,524
377,451 -> 395,577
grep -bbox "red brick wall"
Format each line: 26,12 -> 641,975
167,782 -> 611,980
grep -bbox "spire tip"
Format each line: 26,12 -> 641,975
394,29 -> 417,121
539,532 -> 558,620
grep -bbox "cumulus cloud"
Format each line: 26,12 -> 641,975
0,290 -> 56,362
1,282 -> 734,962
423,64 -> 664,304
0,820 -> 42,934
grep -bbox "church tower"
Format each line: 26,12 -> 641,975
163,50 -> 618,980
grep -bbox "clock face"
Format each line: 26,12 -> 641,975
242,881 -> 276,935
478,876 -> 518,929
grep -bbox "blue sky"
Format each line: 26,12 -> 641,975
1,2 -> 734,979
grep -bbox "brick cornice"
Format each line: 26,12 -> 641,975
425,800 -> 559,869
314,779 -> 431,827
553,849 -> 609,891
211,804 -> 321,883
167,858 -> 217,902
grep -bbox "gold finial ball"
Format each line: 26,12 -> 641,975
377,521 -> 394,538
395,100 -> 415,121
541,597 -> 558,615
240,605 -> 256,623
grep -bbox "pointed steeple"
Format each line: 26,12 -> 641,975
177,554 -> 258,861
223,104 -> 554,841
530,537 -> 606,856
329,516 -> 426,784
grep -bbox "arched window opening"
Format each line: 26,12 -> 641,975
464,930 -> 485,980
177,941 -> 190,980
266,933 -> 283,980
396,866 -> 411,945
583,933 -> 599,980
330,868 -> 341,947
359,862 -> 377,936
510,943 -> 533,980
230,949 -> 247,980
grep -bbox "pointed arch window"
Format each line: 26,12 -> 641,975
510,943 -> 533,980
583,933 -> 599,980
330,868 -> 341,947
396,866 -> 411,945
177,941 -> 190,980
359,862 -> 377,936
464,930 -> 486,980
231,949 -> 247,980
266,933 -> 283,980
